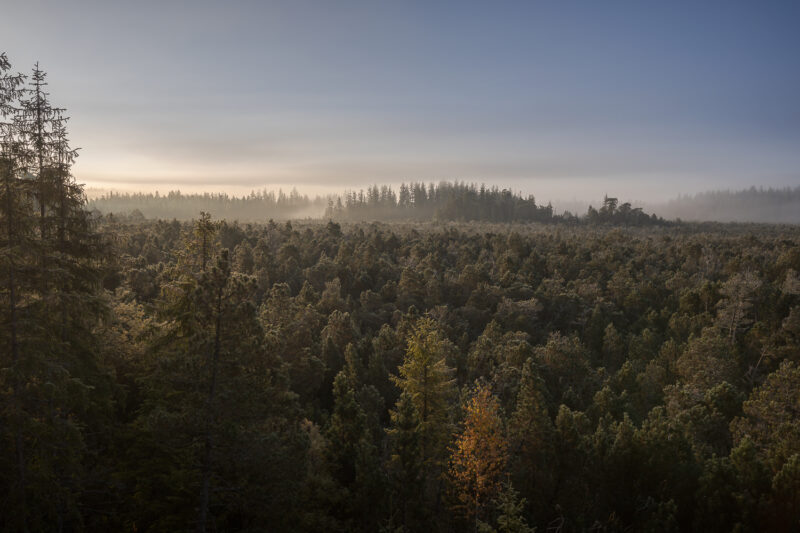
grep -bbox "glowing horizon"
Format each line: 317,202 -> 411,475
5,1 -> 800,202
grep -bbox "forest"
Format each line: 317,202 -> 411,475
3,54 -> 800,532
87,185 -> 800,226
656,186 -> 800,225
90,184 -> 664,227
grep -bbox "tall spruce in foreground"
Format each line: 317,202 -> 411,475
0,50 -> 33,533
0,55 -> 112,532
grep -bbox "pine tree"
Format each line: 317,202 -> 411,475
509,360 -> 554,516
391,317 -> 457,526
325,370 -> 384,531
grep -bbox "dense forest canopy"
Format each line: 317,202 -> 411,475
3,52 -> 800,532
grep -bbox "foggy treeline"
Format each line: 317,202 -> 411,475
88,188 -> 327,221
89,182 -> 664,226
88,183 -> 800,225
653,186 -> 800,224
327,182 -> 557,222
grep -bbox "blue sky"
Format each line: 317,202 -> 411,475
4,0 -> 800,201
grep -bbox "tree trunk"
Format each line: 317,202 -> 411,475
198,287 -> 222,533
4,163 -> 28,532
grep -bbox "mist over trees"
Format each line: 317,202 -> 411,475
653,186 -> 800,224
88,184 -> 800,226
89,183 -> 666,226
2,51 -> 800,532
89,188 -> 327,221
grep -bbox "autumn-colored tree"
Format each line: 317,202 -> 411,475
450,384 -> 509,531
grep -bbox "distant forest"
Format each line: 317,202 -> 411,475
655,186 -> 800,224
89,188 -> 327,221
88,183 -> 800,225
89,182 -> 664,226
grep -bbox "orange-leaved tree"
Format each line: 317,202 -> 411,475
449,383 -> 509,531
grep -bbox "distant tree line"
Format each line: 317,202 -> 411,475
90,181 -> 666,226
327,183 -> 665,225
89,188 -> 326,221
325,182 -> 556,223
657,186 -> 800,224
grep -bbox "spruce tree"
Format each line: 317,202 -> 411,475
0,50 -> 34,533
136,218 -> 303,532
0,55 -> 111,532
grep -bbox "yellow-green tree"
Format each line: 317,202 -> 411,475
392,317 -> 456,468
390,317 -> 456,526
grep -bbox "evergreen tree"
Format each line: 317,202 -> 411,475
16,63 -> 76,243
386,391 -> 424,530
392,318 -> 456,469
135,229 -> 303,532
325,370 -> 384,531
0,55 -> 111,532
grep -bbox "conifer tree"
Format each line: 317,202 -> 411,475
325,370 -> 384,531
16,63 -> 76,243
386,391 -> 424,529
137,219 -> 303,532
0,55 -> 111,532
0,50 -> 33,533
392,318 -> 456,463
509,360 -> 555,514
391,318 -> 457,526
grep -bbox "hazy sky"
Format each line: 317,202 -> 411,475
4,0 -> 800,201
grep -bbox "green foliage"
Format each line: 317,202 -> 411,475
0,55 -> 115,532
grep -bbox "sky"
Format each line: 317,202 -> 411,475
3,0 -> 800,202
